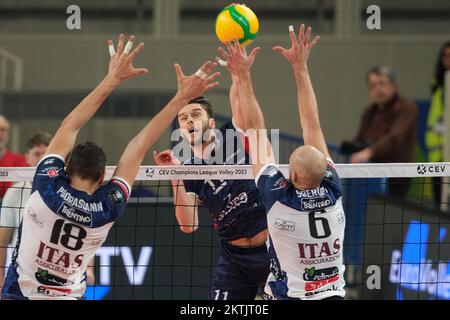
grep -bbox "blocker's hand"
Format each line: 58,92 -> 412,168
153,150 -> 181,166
273,24 -> 320,71
174,61 -> 221,102
107,34 -> 149,83
216,37 -> 260,78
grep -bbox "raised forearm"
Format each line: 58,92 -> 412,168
236,72 -> 266,130
129,94 -> 189,158
229,76 -> 245,130
171,180 -> 199,233
293,67 -> 321,131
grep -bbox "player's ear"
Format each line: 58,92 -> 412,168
291,170 -> 298,184
209,118 -> 216,129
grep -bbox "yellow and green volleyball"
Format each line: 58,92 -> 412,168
215,4 -> 259,47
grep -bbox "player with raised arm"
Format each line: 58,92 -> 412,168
225,24 -> 346,300
153,47 -> 270,301
0,34 -> 220,300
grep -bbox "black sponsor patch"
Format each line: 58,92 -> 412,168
35,268 -> 72,286
109,188 -> 124,205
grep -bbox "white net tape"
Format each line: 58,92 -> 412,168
0,162 -> 448,181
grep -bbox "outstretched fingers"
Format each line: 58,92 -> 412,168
116,34 -> 125,55
290,25 -> 298,47
174,63 -> 185,80
206,71 -> 221,83
132,67 -> 149,76
123,35 -> 135,54
128,42 -> 145,60
197,60 -> 217,75
107,39 -> 116,57
218,46 -> 230,60
273,45 -> 288,57
303,26 -> 311,46
249,47 -> 261,60
309,35 -> 320,49
205,81 -> 220,91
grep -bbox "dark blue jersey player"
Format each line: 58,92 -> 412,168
1,34 -> 220,300
154,85 -> 270,300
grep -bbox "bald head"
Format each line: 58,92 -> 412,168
289,145 -> 327,189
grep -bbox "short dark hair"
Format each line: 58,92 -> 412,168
66,142 -> 106,182
366,66 -> 396,84
26,132 -> 52,150
188,96 -> 214,119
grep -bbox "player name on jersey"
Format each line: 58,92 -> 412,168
56,186 -> 103,212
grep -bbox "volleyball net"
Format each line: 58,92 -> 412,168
0,162 -> 449,300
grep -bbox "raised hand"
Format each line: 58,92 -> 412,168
216,38 -> 260,78
273,24 -> 320,71
107,34 -> 149,83
174,61 -> 220,102
153,150 -> 181,166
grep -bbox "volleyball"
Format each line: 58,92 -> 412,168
215,4 -> 259,47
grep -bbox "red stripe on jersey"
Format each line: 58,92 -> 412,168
111,179 -> 130,200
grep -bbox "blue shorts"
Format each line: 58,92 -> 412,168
209,240 -> 270,300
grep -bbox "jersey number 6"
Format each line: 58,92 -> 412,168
308,210 -> 331,239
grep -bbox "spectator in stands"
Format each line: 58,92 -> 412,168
342,66 -> 418,199
0,115 -> 28,200
425,41 -> 450,208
